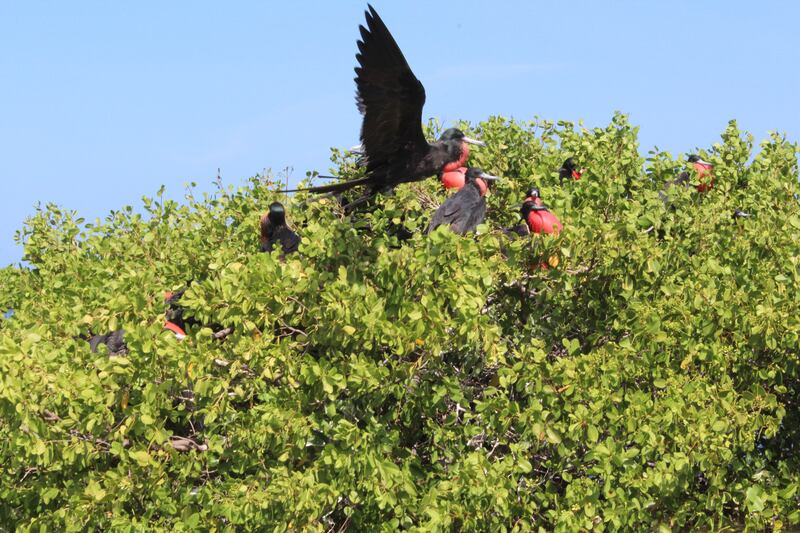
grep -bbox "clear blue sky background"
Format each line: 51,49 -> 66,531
2,1 -> 798,266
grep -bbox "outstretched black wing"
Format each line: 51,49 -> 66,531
355,5 -> 428,176
287,5 -> 429,196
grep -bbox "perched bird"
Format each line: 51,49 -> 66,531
661,155 -> 714,204
559,158 -> 582,185
521,187 -> 563,235
732,208 -> 752,220
689,155 -> 714,192
164,288 -> 200,339
88,329 -> 128,356
290,6 -> 484,203
427,168 -> 499,235
260,202 -> 301,256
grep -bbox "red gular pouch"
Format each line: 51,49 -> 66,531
526,206 -> 563,235
693,162 -> 714,192
441,167 -> 467,190
572,169 -> 583,180
442,142 -> 471,172
163,321 -> 187,340
475,178 -> 490,197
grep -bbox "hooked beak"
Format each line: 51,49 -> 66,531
463,136 -> 486,147
695,158 -> 713,166
479,172 -> 500,181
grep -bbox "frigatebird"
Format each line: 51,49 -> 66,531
164,288 -> 200,339
260,202 -> 301,255
521,187 -> 563,234
660,154 -> 714,204
689,155 -> 714,192
291,6 -> 484,201
559,158 -> 582,185
88,329 -> 128,356
427,168 -> 499,235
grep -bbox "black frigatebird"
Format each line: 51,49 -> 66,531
163,288 -> 201,339
427,168 -> 499,236
88,329 -> 128,356
521,187 -> 563,234
689,155 -> 714,192
260,202 -> 301,256
558,158 -> 582,185
660,154 -> 714,204
291,6 -> 485,203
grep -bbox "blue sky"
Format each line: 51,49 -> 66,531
2,1 -> 798,265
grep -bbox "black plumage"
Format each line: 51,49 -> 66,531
164,288 -> 200,333
427,168 -> 499,235
292,5 -> 484,199
260,202 -> 301,255
88,329 -> 128,356
558,158 -> 581,185
660,155 -> 714,204
659,169 -> 692,205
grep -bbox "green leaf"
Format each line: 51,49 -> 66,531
130,450 -> 152,467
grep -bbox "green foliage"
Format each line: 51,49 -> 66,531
1,114 -> 799,531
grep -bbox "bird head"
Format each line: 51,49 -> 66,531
688,154 -> 713,172
525,187 -> 541,201
440,128 -> 486,172
439,128 -> 485,147
267,202 -> 287,226
464,167 -> 499,196
559,157 -> 583,180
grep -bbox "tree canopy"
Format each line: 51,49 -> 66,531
1,114 -> 799,530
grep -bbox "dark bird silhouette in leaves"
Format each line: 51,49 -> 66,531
660,155 -> 714,204
732,208 -> 751,220
260,202 -> 301,256
559,158 -> 582,185
88,329 -> 128,356
427,168 -> 499,235
521,187 -> 563,234
289,5 -> 484,205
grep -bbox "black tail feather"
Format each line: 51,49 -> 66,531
285,175 -> 377,194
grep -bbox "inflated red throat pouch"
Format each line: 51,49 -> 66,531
476,178 -> 488,196
441,167 -> 467,189
163,321 -> 187,339
527,209 -> 563,235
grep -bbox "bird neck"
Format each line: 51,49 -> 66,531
475,178 -> 488,196
440,141 -> 468,172
268,213 -> 286,226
